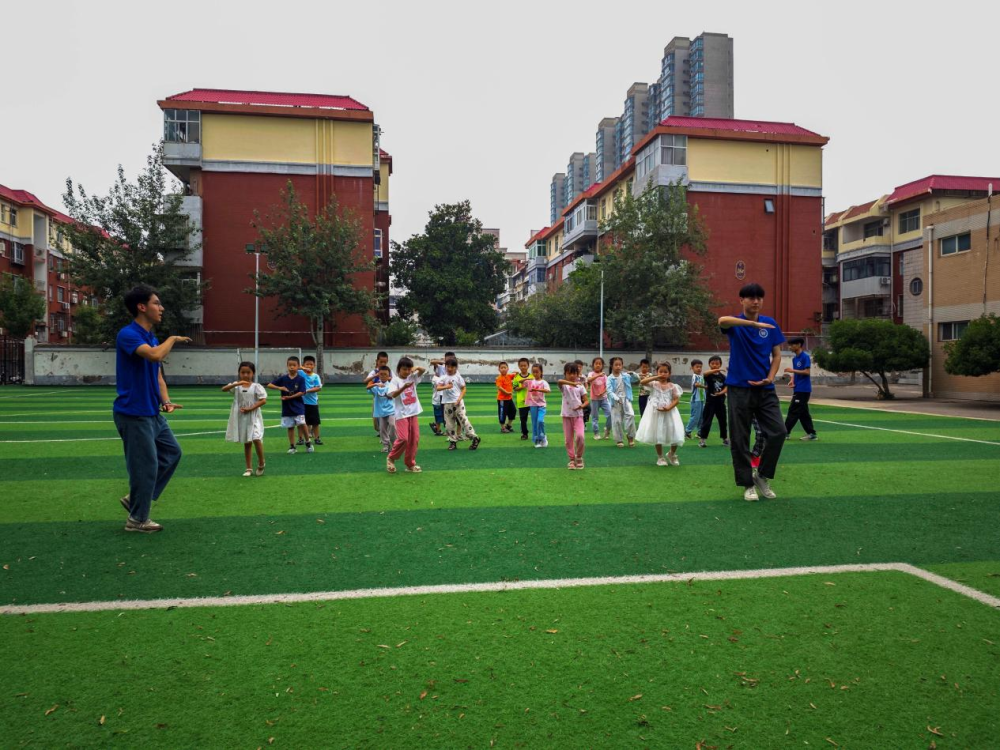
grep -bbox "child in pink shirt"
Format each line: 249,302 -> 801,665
558,362 -> 590,469
525,363 -> 551,447
587,356 -> 612,440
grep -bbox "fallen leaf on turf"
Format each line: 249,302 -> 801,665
99,715 -> 105,725
44,705 -> 58,716
419,691 -> 428,700
186,573 -> 197,578
825,738 -> 838,747
276,531 -> 285,535
453,678 -> 468,683
545,629 -> 559,634
268,738 -> 275,745
928,726 -> 944,737
628,694 -> 643,702
810,703 -> 818,710
725,726 -> 737,732
377,644 -> 390,649
265,636 -> 272,646
316,519 -> 325,524
824,582 -> 836,586
396,641 -> 407,648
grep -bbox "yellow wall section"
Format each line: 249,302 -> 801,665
0,206 -> 35,240
202,114 -> 373,166
688,140 -> 822,188
377,163 -> 390,203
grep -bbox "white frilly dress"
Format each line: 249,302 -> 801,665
634,381 -> 685,447
225,383 -> 267,443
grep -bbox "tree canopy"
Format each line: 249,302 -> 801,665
0,277 -> 46,338
815,318 -> 930,399
390,201 -> 509,345
250,183 -> 377,373
944,314 -> 1000,377
61,143 -> 203,341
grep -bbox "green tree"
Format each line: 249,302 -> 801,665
250,183 -> 376,374
0,276 -> 46,338
599,182 -> 718,359
61,143 -> 204,341
379,318 -> 418,347
944,314 -> 1000,377
390,201 -> 509,345
815,318 -> 930,399
70,304 -> 107,346
506,270 -> 600,348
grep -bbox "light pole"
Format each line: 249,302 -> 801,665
246,244 -> 260,372
597,260 -> 605,360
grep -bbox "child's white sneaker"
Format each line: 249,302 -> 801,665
656,457 -> 668,466
541,438 -> 548,448
668,454 -> 680,466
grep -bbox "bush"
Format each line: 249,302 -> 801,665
944,315 -> 1000,377
380,318 -> 418,347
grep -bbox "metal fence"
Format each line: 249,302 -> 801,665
0,336 -> 25,385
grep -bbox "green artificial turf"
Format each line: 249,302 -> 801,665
2,572 -> 998,748
1,384 -> 998,746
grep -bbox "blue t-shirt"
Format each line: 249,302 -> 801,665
370,383 -> 396,418
271,373 -> 306,417
113,322 -> 161,417
793,352 -> 812,393
723,314 -> 786,390
690,373 -> 706,403
302,372 -> 322,405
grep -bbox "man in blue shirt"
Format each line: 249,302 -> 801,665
113,285 -> 190,533
784,337 -> 818,441
719,282 -> 787,502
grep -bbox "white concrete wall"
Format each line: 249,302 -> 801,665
25,340 -> 843,387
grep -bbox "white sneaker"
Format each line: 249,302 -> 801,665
668,454 -> 680,466
593,434 -> 601,441
534,442 -> 541,449
541,438 -> 548,448
306,445 -> 315,453
753,473 -> 777,499
744,486 -> 759,502
287,447 -> 296,454
656,457 -> 668,466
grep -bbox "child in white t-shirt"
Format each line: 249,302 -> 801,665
434,356 -> 481,452
385,357 -> 427,474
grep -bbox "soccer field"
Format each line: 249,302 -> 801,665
1,384 -> 998,747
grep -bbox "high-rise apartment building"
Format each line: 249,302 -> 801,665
595,118 -> 619,183
619,83 -> 650,165
550,172 -> 567,225
657,33 -> 733,120
563,152 -> 596,205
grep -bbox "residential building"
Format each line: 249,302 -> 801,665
658,37 -> 691,120
374,149 -> 392,324
595,117 -> 619,183
550,173 -> 567,225
900,194 -> 1000,400
657,33 -> 734,120
536,116 -> 829,342
824,176 -> 998,327
563,153 -> 596,205
158,88 -> 390,347
521,228 -> 551,299
0,185 -> 94,343
619,84 -> 650,165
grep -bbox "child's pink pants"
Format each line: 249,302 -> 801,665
389,415 -> 420,467
563,416 -> 585,461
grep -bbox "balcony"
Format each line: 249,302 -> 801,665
562,253 -> 594,281
163,141 -> 202,181
841,275 -> 892,301
167,196 -> 203,267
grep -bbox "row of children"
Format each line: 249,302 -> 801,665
222,355 -> 325,476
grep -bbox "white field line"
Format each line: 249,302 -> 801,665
813,419 -> 1000,446
803,397 -> 1000,423
0,424 -> 285,444
0,390 -> 95,400
3,562 -> 998,617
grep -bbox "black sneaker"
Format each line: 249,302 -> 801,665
520,433 -> 528,440
314,438 -> 324,445
120,495 -> 131,513
470,436 -> 481,451
296,438 -> 305,446
448,442 -> 457,451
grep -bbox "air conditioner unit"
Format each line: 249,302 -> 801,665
60,331 -> 68,338
879,277 -> 891,286
61,302 -> 70,311
882,219 -> 890,228
833,311 -> 840,319
34,246 -> 46,258
58,272 -> 66,280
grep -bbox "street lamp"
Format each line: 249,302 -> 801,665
594,257 -> 605,360
245,244 -> 261,372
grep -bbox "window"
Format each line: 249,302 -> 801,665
0,239 -> 5,257
535,268 -> 546,283
938,321 -> 969,341
373,229 -> 383,259
660,134 -> 687,166
842,256 -> 891,281
764,199 -> 775,214
940,232 -> 971,256
896,295 -> 903,318
163,109 -> 201,143
50,313 -> 56,329
898,208 -> 920,234
12,242 -> 25,265
823,232 -> 838,252
0,204 -> 7,223
586,204 -> 597,222
9,207 -> 17,228
48,256 -> 54,271
48,286 -> 53,301
863,220 -> 883,239
909,277 -> 923,296
898,254 -> 904,274
57,287 -> 65,302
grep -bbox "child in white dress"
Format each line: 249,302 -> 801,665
223,361 -> 268,477
635,361 -> 685,466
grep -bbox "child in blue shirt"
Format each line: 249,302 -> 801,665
301,355 -> 324,446
367,364 -> 397,452
784,337 -> 817,440
685,359 -> 706,439
267,356 -> 311,454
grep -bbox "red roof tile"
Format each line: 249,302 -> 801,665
562,181 -> 603,217
842,200 -> 878,221
0,184 -> 49,209
165,88 -> 368,111
886,175 -> 1000,205
525,227 -> 551,248
659,116 -> 823,137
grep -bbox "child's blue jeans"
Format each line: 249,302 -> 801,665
685,399 -> 705,435
591,397 -> 611,434
530,405 -> 546,444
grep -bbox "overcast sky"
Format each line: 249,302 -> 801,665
6,0 -> 1000,253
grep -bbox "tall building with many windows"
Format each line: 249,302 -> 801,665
657,33 -> 733,120
563,153 -> 596,206
550,172 -> 567,225
595,118 -> 618,183
619,83 -> 650,165
158,88 -> 390,346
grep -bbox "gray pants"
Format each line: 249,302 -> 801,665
726,387 -> 786,487
444,402 -> 477,443
377,415 -> 396,451
610,401 -> 636,442
113,412 -> 182,522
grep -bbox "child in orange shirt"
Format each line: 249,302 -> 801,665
495,362 -> 516,433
